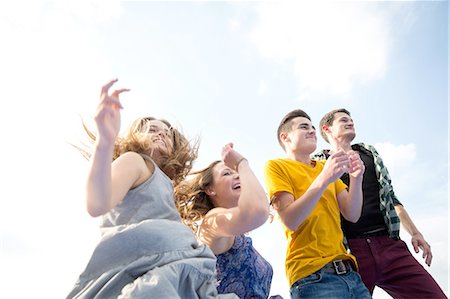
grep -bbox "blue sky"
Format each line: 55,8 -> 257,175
0,1 -> 447,298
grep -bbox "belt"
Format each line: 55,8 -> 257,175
291,259 -> 355,289
320,259 -> 354,275
350,229 -> 388,239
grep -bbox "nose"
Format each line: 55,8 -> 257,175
151,128 -> 165,137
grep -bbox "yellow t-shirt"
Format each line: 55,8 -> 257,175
264,158 -> 357,287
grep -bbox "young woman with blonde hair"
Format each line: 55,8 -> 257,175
67,79 -> 237,299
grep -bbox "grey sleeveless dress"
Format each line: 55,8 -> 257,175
67,158 -> 238,299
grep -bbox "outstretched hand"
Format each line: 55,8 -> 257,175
94,79 -> 130,145
221,142 -> 245,171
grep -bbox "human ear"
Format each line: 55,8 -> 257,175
205,188 -> 216,197
322,125 -> 331,135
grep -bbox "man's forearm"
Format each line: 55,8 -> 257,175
395,204 -> 420,236
341,176 -> 363,222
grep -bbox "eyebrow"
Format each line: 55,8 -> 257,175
149,125 -> 171,133
338,116 -> 352,121
296,122 -> 315,131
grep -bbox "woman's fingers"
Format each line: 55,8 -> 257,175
100,78 -> 119,98
109,88 -> 130,109
99,78 -> 129,111
111,88 -> 130,99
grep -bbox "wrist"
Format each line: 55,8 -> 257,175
411,231 -> 422,237
94,139 -> 115,153
350,175 -> 363,183
316,171 -> 331,187
234,157 -> 247,171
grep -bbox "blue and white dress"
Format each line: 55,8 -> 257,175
67,158 -> 237,299
216,234 -> 273,299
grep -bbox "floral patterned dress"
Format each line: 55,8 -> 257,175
216,234 -> 273,299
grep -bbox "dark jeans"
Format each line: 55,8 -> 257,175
348,235 -> 447,299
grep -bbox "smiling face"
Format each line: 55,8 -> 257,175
319,108 -> 356,145
326,111 -> 356,144
281,116 -> 317,155
146,119 -> 174,156
207,161 -> 241,209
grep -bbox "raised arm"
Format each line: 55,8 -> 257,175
272,151 -> 350,231
202,143 -> 270,239
85,79 -> 134,217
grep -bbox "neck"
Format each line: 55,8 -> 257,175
147,148 -> 165,166
330,139 -> 352,153
286,151 -> 312,165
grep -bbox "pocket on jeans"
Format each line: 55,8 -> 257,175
296,273 -> 322,287
291,273 -> 323,299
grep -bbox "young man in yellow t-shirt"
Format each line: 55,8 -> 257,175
264,109 -> 371,298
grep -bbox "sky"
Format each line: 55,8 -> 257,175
0,1 -> 448,298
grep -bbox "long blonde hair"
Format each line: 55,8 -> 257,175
80,116 -> 199,186
174,160 -> 220,235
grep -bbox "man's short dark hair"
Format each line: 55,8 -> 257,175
277,109 -> 311,150
319,108 -> 351,143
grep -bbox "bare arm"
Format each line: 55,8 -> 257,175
337,150 -> 365,222
225,159 -> 270,234
395,204 -> 432,266
273,151 -> 350,231
85,79 -> 146,217
201,143 -> 269,247
87,151 -> 150,217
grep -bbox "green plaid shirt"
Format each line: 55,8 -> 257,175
313,143 -> 401,240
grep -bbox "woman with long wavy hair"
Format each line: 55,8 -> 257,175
176,143 -> 278,299
67,79 -> 237,299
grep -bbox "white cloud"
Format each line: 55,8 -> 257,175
257,79 -> 268,96
250,2 -> 390,99
57,0 -> 123,21
0,0 -> 122,27
228,18 -> 241,32
374,142 -> 416,170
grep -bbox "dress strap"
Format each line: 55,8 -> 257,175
139,153 -> 154,163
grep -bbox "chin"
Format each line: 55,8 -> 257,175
151,146 -> 168,158
308,143 -> 317,152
